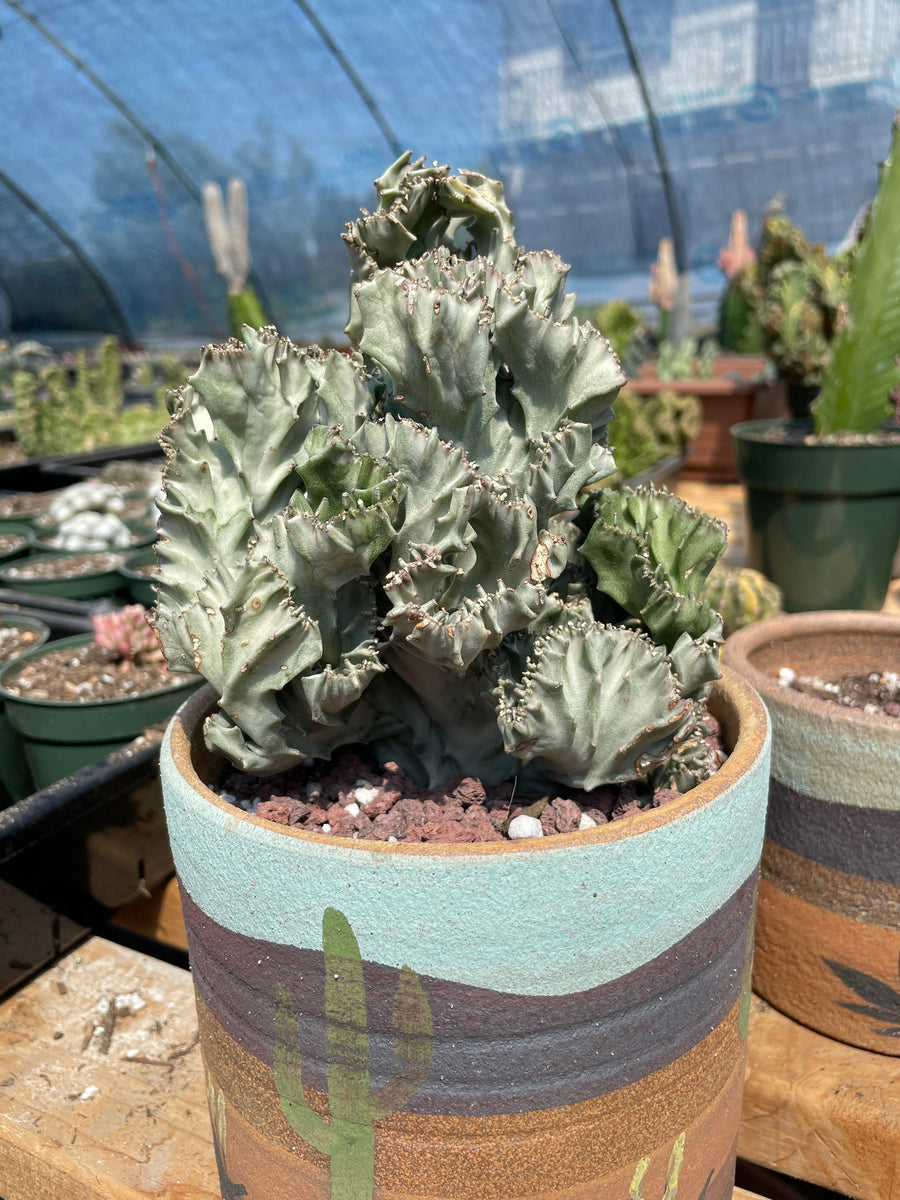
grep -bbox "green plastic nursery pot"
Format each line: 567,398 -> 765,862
723,612 -> 900,1055
732,419 -> 900,612
160,669 -> 770,1200
0,616 -> 49,805
119,546 -> 157,607
0,550 -> 127,600
0,523 -> 34,565
0,634 -> 202,790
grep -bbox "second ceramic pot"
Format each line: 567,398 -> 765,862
723,611 -> 900,1054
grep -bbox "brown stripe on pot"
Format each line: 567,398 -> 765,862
199,991 -> 746,1200
755,878 -> 900,1052
763,840 -> 900,929
766,777 -> 900,885
213,1073 -> 743,1200
180,874 -> 756,1115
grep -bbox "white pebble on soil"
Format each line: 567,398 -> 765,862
777,667 -> 796,686
578,813 -> 597,830
321,823 -> 331,833
344,801 -> 361,816
508,814 -> 544,839
354,785 -> 378,807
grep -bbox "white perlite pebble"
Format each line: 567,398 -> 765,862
321,823 -> 331,833
354,785 -> 379,807
578,813 -> 597,830
344,801 -> 361,817
508,814 -> 544,839
777,667 -> 796,686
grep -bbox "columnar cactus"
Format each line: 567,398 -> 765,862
202,177 -> 268,336
154,153 -> 726,793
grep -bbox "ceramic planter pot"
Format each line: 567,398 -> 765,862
722,612 -> 900,1054
0,522 -> 34,565
160,668 -> 770,1200
0,633 -> 202,789
0,615 -> 50,805
732,418 -> 900,612
630,356 -> 784,483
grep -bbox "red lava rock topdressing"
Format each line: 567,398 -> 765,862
218,716 -> 727,844
2,550 -> 124,581
2,641 -> 186,703
776,667 -> 900,718
0,623 -> 44,664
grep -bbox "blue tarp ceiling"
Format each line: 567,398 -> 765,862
1,0 -> 898,345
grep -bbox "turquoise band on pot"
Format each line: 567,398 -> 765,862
161,711 -> 770,997
767,701 -> 900,811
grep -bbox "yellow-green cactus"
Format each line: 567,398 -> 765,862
702,563 -> 782,639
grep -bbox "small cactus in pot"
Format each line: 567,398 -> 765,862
154,152 -> 727,797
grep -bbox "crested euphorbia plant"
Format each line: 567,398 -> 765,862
154,153 -> 726,796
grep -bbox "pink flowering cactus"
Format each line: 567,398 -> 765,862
717,210 -> 756,280
648,237 -> 677,311
93,604 -> 164,668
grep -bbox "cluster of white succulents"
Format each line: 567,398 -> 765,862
44,481 -> 133,552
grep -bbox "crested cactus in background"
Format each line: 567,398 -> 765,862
734,214 -> 852,390
154,152 -> 727,795
701,564 -> 782,639
604,387 -> 701,482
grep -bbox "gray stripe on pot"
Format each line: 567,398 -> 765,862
767,778 -> 900,886
762,840 -> 900,930
179,872 -> 756,1117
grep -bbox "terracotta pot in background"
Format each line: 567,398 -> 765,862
160,670 -> 770,1200
632,356 -> 785,484
723,612 -> 900,1055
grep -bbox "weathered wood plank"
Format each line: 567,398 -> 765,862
739,995 -> 900,1200
0,937 -> 217,1200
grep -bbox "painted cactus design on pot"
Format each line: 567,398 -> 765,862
274,907 -> 433,1200
206,1078 -> 247,1199
629,1131 -> 684,1200
824,954 -> 900,1038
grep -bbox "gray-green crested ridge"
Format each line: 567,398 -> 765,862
154,152 -> 726,792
